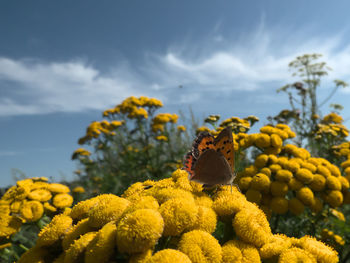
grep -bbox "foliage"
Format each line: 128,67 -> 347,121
73,96 -> 193,196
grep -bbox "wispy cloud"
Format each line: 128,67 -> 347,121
1,24 -> 350,117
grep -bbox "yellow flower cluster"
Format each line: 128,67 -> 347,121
219,116 -> 252,133
237,126 -> 349,216
78,120 -> 125,144
103,96 -> 163,118
321,229 -> 345,247
151,113 -> 178,132
315,113 -> 349,139
18,169 -> 338,263
71,148 -> 91,160
196,115 -> 258,138
0,178 -> 73,240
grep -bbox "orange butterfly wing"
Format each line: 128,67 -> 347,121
192,132 -> 215,158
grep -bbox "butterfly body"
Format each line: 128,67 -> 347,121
183,127 -> 235,187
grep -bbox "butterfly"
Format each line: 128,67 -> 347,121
183,126 -> 236,188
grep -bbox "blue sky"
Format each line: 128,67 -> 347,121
2,1 -> 350,187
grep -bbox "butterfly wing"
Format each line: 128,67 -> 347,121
192,149 -> 233,187
192,132 -> 215,158
183,151 -> 196,179
214,127 -> 235,173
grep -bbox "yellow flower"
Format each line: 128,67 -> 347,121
178,230 -> 222,263
325,190 -> 343,207
85,222 -> 117,263
88,194 -> 130,228
295,168 -> 314,184
334,235 -> 345,246
270,181 -> 288,197
330,209 -> 345,221
28,189 -> 52,202
150,184 -> 194,201
70,198 -> 97,221
283,160 -> 300,173
255,134 -> 271,148
10,200 -> 21,213
326,176 -> 342,190
190,206 -> 217,234
20,201 -> 44,222
250,173 -> 270,192
194,193 -> 213,208
116,209 -> 164,254
223,239 -> 260,263
275,169 -> 293,182
212,187 -> 248,217
18,246 -> 48,263
271,134 -> 283,148
298,236 -> 338,263
341,159 -> 350,169
43,202 -> 57,213
278,247 -> 316,263
177,125 -> 186,132
62,218 -> 93,250
64,232 -> 97,263
317,165 -> 331,178
233,206 -> 272,247
254,154 -> 269,168
338,176 -> 349,191
148,249 -> 191,263
72,186 -> 85,193
53,193 -> 73,208
246,189 -> 262,204
36,214 -> 73,247
269,164 -> 282,174
156,135 -> 168,142
296,187 -> 314,206
159,198 -> 198,236
221,240 -> 243,263
260,167 -> 271,177
129,249 -> 152,263
259,234 -> 291,259
309,174 -> 326,191
270,197 -> 288,214
238,177 -> 252,191
289,198 -> 305,215
310,197 -> 323,213
48,183 -> 70,194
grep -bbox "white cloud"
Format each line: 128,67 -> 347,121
1,24 -> 350,117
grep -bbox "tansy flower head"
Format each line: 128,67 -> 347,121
28,189 -> 52,202
148,249 -> 191,263
233,205 -> 272,247
190,206 -> 217,234
36,214 -> 73,247
88,194 -> 130,228
297,236 -> 338,263
53,193 -> 74,209
85,222 -> 117,263
178,230 -> 222,263
64,232 -> 97,263
159,198 -> 198,236
278,247 -> 316,263
223,239 -> 260,263
62,218 -> 93,250
20,201 -> 44,222
259,234 -> 292,259
116,209 -> 164,254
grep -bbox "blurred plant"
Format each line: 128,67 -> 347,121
0,178 -> 73,262
269,54 -> 348,156
18,170 -> 338,263
73,96 -> 193,196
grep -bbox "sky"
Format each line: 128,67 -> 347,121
2,1 -> 350,187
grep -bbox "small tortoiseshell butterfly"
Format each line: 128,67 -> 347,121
183,126 -> 235,188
